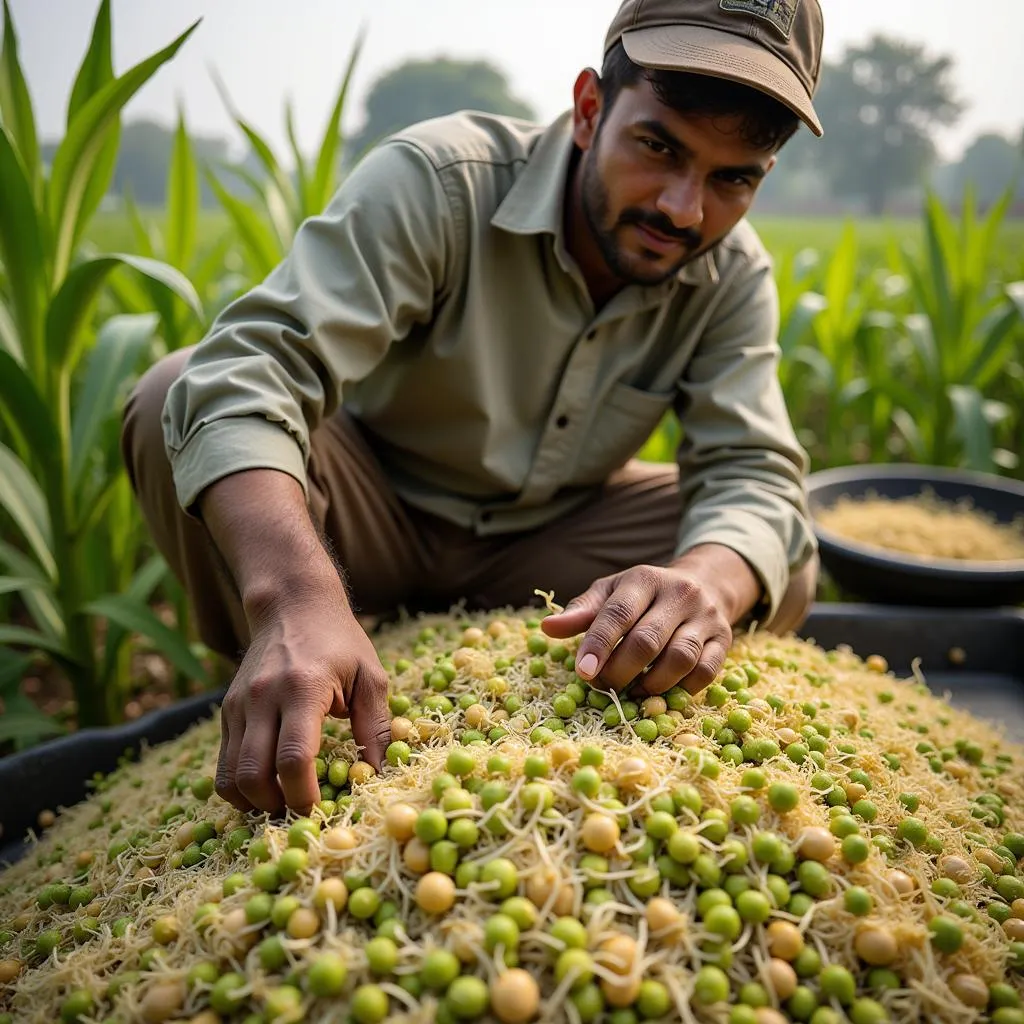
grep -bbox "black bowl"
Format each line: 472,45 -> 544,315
806,464 -> 1024,607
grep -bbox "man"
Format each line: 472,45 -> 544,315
122,0 -> 825,817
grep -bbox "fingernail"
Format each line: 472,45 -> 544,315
577,653 -> 598,678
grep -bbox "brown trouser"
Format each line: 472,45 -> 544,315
121,348 -> 818,662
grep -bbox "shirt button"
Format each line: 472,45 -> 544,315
480,511 -> 492,524
585,330 -> 597,341
556,415 -> 569,429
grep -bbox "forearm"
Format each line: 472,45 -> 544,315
671,542 -> 762,625
198,469 -> 346,623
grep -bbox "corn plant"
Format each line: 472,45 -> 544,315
892,186 -> 1024,473
0,0 -> 210,727
205,34 -> 364,281
104,109 -> 246,351
773,246 -> 827,449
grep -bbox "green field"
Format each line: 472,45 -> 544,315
88,207 -> 1024,275
755,215 -> 1024,272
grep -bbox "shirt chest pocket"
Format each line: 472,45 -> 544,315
573,381 -> 676,484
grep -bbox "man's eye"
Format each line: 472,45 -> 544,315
640,137 -> 670,155
717,172 -> 752,187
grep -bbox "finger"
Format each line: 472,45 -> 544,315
574,571 -> 658,683
592,607 -> 675,692
639,628 -> 730,696
235,705 -> 286,814
349,668 -> 391,770
276,702 -> 324,813
540,576 -> 617,640
678,635 -> 730,696
216,693 -> 253,812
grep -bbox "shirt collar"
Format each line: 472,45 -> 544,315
491,109 -> 720,289
490,110 -> 575,239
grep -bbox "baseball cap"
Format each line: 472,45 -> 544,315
604,0 -> 824,137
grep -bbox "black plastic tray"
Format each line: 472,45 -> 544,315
1,605 -> 1022,866
797,604 -> 1024,743
0,689 -> 226,867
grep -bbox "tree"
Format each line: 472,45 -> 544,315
350,58 -> 536,157
808,36 -> 963,214
949,133 -> 1022,208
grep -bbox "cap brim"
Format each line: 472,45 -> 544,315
622,24 -> 823,137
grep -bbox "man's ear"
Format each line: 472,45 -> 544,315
572,68 -> 603,153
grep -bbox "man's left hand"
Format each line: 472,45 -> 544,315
541,546 -> 760,697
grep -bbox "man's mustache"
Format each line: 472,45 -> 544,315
619,209 -> 702,251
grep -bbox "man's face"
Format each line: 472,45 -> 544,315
574,74 -> 776,288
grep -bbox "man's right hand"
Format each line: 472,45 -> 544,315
196,468 -> 392,815
216,578 -> 392,814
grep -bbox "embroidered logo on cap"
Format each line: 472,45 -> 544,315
720,0 -> 798,38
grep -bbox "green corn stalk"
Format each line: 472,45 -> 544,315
0,0 -> 210,726
773,246 -> 829,456
103,107 -> 242,351
772,226 -> 897,470
895,185 -> 1024,473
205,31 -> 365,281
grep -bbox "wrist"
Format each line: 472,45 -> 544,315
242,557 -> 348,628
671,544 -> 761,623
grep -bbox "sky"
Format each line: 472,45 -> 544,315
8,0 -> 1024,164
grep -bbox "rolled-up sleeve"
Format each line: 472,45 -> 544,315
161,140 -> 455,513
672,253 -> 818,621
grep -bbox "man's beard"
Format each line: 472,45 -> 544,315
580,145 -> 704,287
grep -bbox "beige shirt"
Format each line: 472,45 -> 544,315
162,110 -> 817,619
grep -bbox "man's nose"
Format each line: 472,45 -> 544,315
656,172 -> 704,232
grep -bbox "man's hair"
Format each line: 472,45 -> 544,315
599,40 -> 801,151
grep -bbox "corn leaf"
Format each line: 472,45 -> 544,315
0,292 -> 21,361
964,302 -> 1023,393
0,645 -> 30,692
0,0 -> 41,200
122,187 -> 158,258
0,575 -> 45,597
0,124 -> 46,377
0,698 -> 65,749
285,99 -> 309,221
67,0 -> 112,122
904,313 -> 940,390
100,552 -> 169,682
166,106 -> 198,269
0,441 -> 54,578
48,19 -> 199,281
190,230 -> 234,293
892,408 -> 925,462
311,31 -> 363,213
46,253 -> 200,371
211,67 -> 298,221
0,624 -> 71,661
0,350 -> 59,469
779,291 -> 826,358
63,0 -> 119,252
948,384 -> 993,472
821,223 -> 859,350
84,593 -> 208,683
837,378 -> 870,407
219,160 -> 293,254
70,313 -> 158,490
104,266 -> 153,316
204,169 -> 281,279
1007,281 -> 1024,321
0,539 -> 61,642
922,190 -> 957,357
